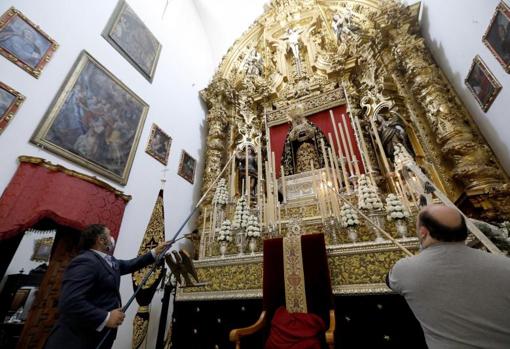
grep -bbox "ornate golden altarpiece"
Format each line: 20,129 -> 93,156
180,0 -> 510,301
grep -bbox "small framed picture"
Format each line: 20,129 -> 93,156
465,55 -> 502,112
145,123 -> 172,165
0,7 -> 58,78
0,81 -> 24,134
31,237 -> 54,262
483,1 -> 510,73
177,150 -> 196,184
102,0 -> 161,82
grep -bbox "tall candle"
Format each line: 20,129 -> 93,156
342,114 -> 357,176
265,160 -> 273,226
245,146 -> 250,204
338,121 -> 354,175
328,133 -> 341,190
230,152 -> 236,199
272,152 -> 278,224
311,162 -> 326,223
353,115 -> 375,184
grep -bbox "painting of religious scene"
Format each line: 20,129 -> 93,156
146,123 -> 172,165
102,0 -> 161,82
31,50 -> 149,185
177,151 -> 196,184
465,55 -> 502,112
0,7 -> 58,78
483,1 -> 510,73
0,81 -> 25,134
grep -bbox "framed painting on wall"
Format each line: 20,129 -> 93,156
146,123 -> 172,165
0,7 -> 58,78
31,237 -> 54,262
177,150 -> 196,184
483,1 -> 510,73
102,0 -> 162,82
465,55 -> 502,112
0,81 -> 25,134
31,50 -> 149,185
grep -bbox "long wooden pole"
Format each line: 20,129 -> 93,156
96,151 -> 236,349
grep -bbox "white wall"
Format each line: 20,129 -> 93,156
0,0 -> 214,348
193,0 -> 266,67
408,0 -> 510,175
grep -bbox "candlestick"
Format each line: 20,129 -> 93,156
352,154 -> 361,177
311,162 -> 326,223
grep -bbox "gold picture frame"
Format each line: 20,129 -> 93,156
102,0 -> 162,82
31,237 -> 54,262
31,50 -> 149,185
0,7 -> 58,78
145,123 -> 172,165
483,1 -> 510,73
0,81 -> 25,134
465,55 -> 502,112
177,150 -> 196,184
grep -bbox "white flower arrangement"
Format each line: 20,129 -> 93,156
385,194 -> 409,221
246,214 -> 261,238
232,196 -> 250,229
357,174 -> 384,211
216,219 -> 233,242
340,203 -> 360,228
212,178 -> 229,205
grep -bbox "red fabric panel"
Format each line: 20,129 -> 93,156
268,123 -> 290,178
269,105 -> 365,177
0,161 -> 128,240
265,306 -> 326,349
263,234 -> 333,323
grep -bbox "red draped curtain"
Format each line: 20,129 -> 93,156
269,105 -> 365,178
0,156 -> 131,240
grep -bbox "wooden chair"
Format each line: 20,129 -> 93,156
230,233 -> 335,348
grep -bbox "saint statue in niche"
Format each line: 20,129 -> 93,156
281,105 -> 331,176
375,107 -> 415,162
236,144 -> 258,197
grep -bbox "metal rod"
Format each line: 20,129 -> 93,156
96,151 -> 236,349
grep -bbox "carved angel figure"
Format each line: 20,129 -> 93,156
332,10 -> 358,43
245,48 -> 264,76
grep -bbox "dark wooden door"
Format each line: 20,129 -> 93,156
16,227 -> 80,349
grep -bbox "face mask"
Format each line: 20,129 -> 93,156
105,236 -> 115,252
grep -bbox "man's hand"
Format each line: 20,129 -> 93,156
106,308 -> 125,328
154,241 -> 171,256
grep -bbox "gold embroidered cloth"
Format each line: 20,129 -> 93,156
283,235 -> 307,313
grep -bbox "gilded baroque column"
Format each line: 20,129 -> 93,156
391,26 -> 510,219
202,104 -> 229,204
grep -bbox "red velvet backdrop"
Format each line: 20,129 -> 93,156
269,105 -> 365,177
0,158 -> 130,240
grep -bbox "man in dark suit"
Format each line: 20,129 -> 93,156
44,224 -> 169,349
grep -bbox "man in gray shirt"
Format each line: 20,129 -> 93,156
387,204 -> 510,348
